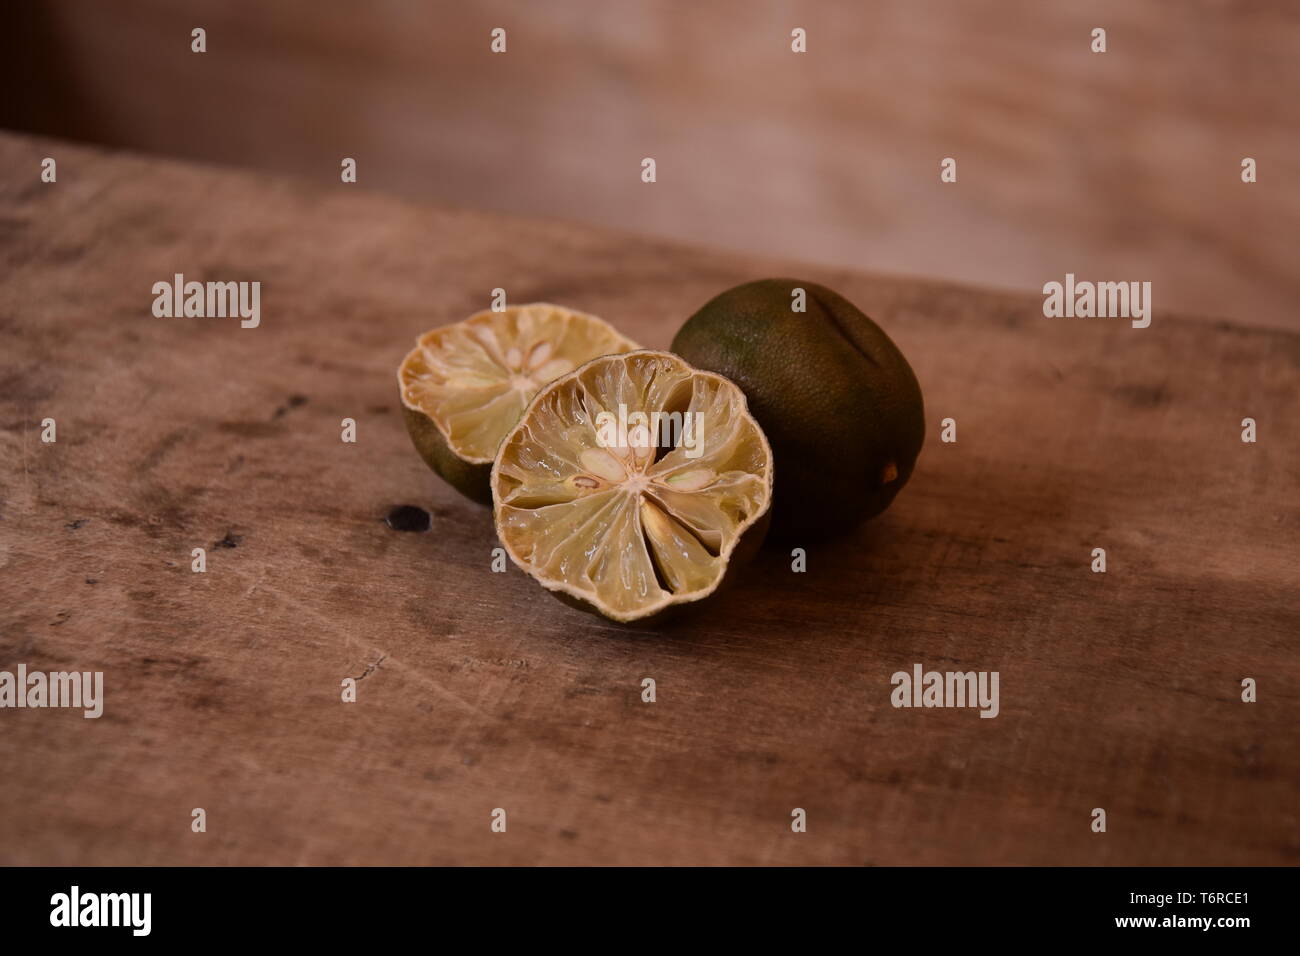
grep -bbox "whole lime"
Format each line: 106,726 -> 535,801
671,279 -> 924,539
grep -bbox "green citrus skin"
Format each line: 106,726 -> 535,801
401,404 -> 494,505
671,279 -> 924,540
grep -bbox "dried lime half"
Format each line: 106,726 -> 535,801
491,350 -> 774,623
398,304 -> 639,503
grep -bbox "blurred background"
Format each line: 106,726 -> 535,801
6,0 -> 1298,329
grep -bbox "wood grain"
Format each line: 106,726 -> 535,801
0,133 -> 1296,865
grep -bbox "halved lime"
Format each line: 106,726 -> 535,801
398,304 -> 638,502
491,350 -> 774,622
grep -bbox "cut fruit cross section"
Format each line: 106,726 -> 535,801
491,350 -> 774,622
398,303 -> 639,502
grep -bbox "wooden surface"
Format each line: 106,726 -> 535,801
0,132 -> 1296,866
8,0 -> 1300,332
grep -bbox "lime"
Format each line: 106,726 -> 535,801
398,304 -> 638,503
671,279 -> 924,539
491,350 -> 774,622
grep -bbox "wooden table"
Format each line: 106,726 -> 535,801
1,132 -> 1295,865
